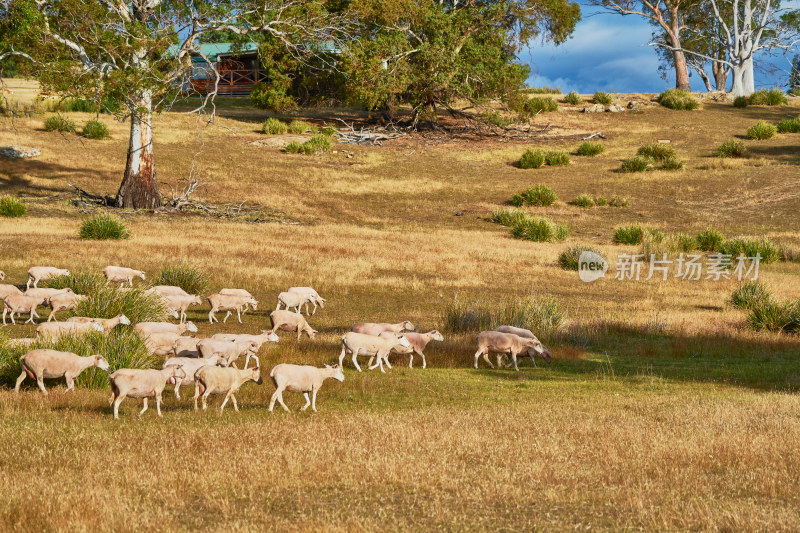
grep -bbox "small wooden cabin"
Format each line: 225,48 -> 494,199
183,43 -> 268,95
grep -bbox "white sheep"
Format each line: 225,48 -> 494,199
287,286 -> 326,315
207,293 -> 258,324
36,320 -> 104,339
268,363 -> 344,412
193,363 -> 263,413
102,265 -> 146,287
24,287 -> 74,306
494,325 -> 552,367
148,285 -> 189,297
381,330 -> 444,369
219,288 -> 256,311
339,331 -> 411,373
173,336 -> 205,357
16,349 -> 110,394
269,310 -> 317,340
67,314 -> 131,332
162,354 -> 223,399
474,331 -> 545,371
196,338 -> 260,368
47,293 -> 86,322
163,294 -> 202,323
142,332 -> 182,357
210,330 -> 279,350
0,284 -> 23,300
3,294 -> 43,325
27,266 -> 70,289
134,321 -> 198,336
8,337 -> 36,348
109,366 -> 186,419
351,321 -> 415,336
275,291 -> 313,314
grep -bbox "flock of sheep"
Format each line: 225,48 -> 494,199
0,265 -> 553,418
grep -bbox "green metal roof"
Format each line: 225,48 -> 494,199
168,42 -> 260,62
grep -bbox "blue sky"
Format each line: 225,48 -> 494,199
520,4 -> 798,93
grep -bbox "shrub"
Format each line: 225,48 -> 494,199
284,141 -> 303,153
0,196 -> 26,217
570,194 -> 594,208
262,117 -> 288,135
519,149 -> 546,169
748,88 -> 787,106
321,124 -> 338,136
657,89 -> 700,110
747,120 -> 777,140
564,91 -> 581,105
717,140 -> 746,158
482,110 -> 513,127
776,117 -> 800,133
608,196 -> 628,207
731,280 -> 772,310
559,245 -> 605,270
591,91 -> 613,105
620,156 -> 652,173
524,87 -> 561,94
82,120 -> 110,139
287,120 -> 317,134
510,216 -> 568,242
719,237 -> 781,264
522,185 -> 558,207
732,96 -> 749,108
441,295 -> 562,336
509,193 -> 525,207
670,233 -> 698,252
79,213 -> 130,240
304,134 -> 332,154
747,299 -> 800,334
40,271 -> 106,294
637,143 -> 676,162
696,228 -> 724,252
74,286 -> 170,324
490,208 -> 527,227
595,196 -> 608,206
545,150 -> 570,166
154,264 -> 209,295
614,225 -> 662,245
576,141 -> 604,156
44,115 -> 76,133
660,156 -> 685,170
522,97 -> 558,115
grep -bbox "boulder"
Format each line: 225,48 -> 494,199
0,146 -> 40,159
582,104 -> 605,113
606,104 -> 626,113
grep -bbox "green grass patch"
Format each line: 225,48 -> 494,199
545,150 -> 570,166
43,115 -> 76,133
82,120 -> 110,139
516,185 -> 558,207
262,117 -> 288,134
490,208 -> 528,227
748,88 -> 787,106
637,143 -> 676,162
776,117 -> 800,133
287,120 -> 317,134
731,281 -> 772,311
575,141 -> 604,156
657,89 -> 699,110
564,91 -> 581,105
717,140 -> 746,158
660,156 -> 684,170
519,149 -> 546,169
481,110 -> 512,127
570,194 -> 594,208
441,295 -> 562,336
747,121 -> 777,140
719,237 -> 781,264
559,245 -> 605,271
747,299 -> 800,334
614,225 -> 662,245
696,228 -> 724,252
521,97 -> 559,115
0,196 -> 26,217
40,271 -> 105,294
591,91 -> 613,105
510,216 -> 569,242
608,196 -> 628,207
733,96 -> 749,108
153,264 -> 209,295
79,213 -> 130,240
620,156 -> 652,173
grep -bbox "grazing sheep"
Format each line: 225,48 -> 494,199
196,338 -> 260,368
134,321 -> 198,336
494,325 -> 552,367
27,266 -> 70,289
269,363 -> 344,412
269,310 -> 317,341
15,349 -> 110,394
163,294 -> 202,323
24,287 -> 75,306
102,265 -> 146,287
109,366 -> 186,419
211,330 -> 279,350
474,331 -> 546,371
148,285 -> 189,297
142,332 -> 182,357
287,286 -> 326,315
193,363 -> 263,413
0,284 -> 23,300
351,320 -> 415,336
339,331 -> 411,373
8,337 -> 36,348
219,288 -> 256,311
67,314 -> 131,332
275,291 -> 313,314
162,355 -> 223,400
207,293 -> 258,324
380,330 -> 444,369
36,321 -> 104,339
3,294 -> 43,325
47,293 -> 86,322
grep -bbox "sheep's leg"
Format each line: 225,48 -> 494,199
139,397 -> 149,416
156,393 -> 163,417
277,390 -> 290,412
201,391 -> 209,410
2,308 -> 7,326
529,354 -> 537,368
338,346 -> 347,368
367,356 -> 375,367
300,392 -> 311,411
64,374 -> 75,393
408,353 -> 414,368
208,310 -> 215,324
230,394 -> 239,412
113,395 -> 124,419
193,382 -> 201,410
311,389 -> 318,412
268,387 -> 281,412
498,355 -> 505,368
275,302 -> 281,311
47,309 -> 56,322
236,309 -> 242,324
14,370 -> 27,392
296,329 -> 301,341
36,375 -> 48,395
420,351 -> 427,369
473,349 -> 484,369
384,356 -> 392,370
483,353 -> 495,368
511,352 -> 520,372
25,311 -> 36,324
222,311 -> 232,323
352,348 -> 362,372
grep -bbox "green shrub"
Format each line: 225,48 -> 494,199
595,196 -> 608,206
564,91 -> 581,105
591,91 -> 613,105
747,120 -> 777,140
482,110 -> 513,127
608,196 -> 628,207
44,115 -> 76,133
284,141 -> 303,153
719,237 -> 781,264
40,271 -> 106,295
733,96 -> 749,108
521,185 -> 558,206
748,88 -> 787,106
570,194 -> 595,208
776,117 -> 800,133
40,96 -> 121,114
510,216 -> 568,242
717,140 -> 746,158
304,134 -> 332,153
620,156 -> 652,172
74,286 -> 170,324
747,299 -> 800,334
696,228 -> 724,252
670,233 -> 698,252
0,196 -> 26,217
82,120 -> 110,139
287,120 -> 317,134
576,141 -> 604,156
321,124 -> 338,136
262,117 -> 288,134
657,89 -> 700,110
559,245 -> 605,270
545,150 -> 570,166
79,213 -> 130,240
524,87 -> 561,94
731,280 -> 772,310
523,97 -> 559,115
509,193 -> 525,207
519,149 -> 546,169
490,208 -> 527,227
637,143 -> 676,161
614,225 -> 662,245
441,295 -> 562,336
154,264 -> 209,295
660,156 -> 685,170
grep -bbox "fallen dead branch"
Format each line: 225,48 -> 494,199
69,184 -> 115,206
582,131 -> 607,140
335,119 -> 406,145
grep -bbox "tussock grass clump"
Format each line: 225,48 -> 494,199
660,156 -> 684,170
657,89 -> 699,110
595,196 -> 608,206
717,140 -> 746,158
564,91 -> 581,105
608,196 -> 628,207
591,91 -> 613,105
519,149 -> 546,169
575,141 -> 604,156
719,237 -> 781,264
747,120 -> 777,140
82,120 -> 110,139
614,225 -> 662,245
0,196 -> 26,217
730,281 -> 772,310
776,117 -> 800,133
481,110 -> 512,127
41,271 -> 105,294
287,120 -> 317,134
524,87 -> 561,94
285,134 -> 332,154
490,208 -> 528,227
74,286 -> 169,324
748,88 -> 787,106
570,194 -> 594,208
284,141 -> 304,153
747,299 -> 800,334
442,295 -> 562,336
620,156 -> 652,173
559,245 -> 605,271
696,228 -> 724,251
154,264 -> 209,295
545,150 -> 570,166
44,115 -> 76,133
733,96 -> 749,108
321,124 -> 338,136
262,117 -> 288,134
637,143 -> 676,161
510,216 -> 569,242
79,213 -> 130,240
520,185 -> 557,206
522,97 -> 559,114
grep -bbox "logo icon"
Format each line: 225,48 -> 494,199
579,251 -> 608,283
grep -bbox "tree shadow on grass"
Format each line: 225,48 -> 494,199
0,159 -> 116,196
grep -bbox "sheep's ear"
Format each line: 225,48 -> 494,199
324,363 -> 331,368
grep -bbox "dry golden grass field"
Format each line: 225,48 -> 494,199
1,78 -> 800,531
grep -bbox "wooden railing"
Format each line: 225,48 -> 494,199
189,70 -> 270,95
